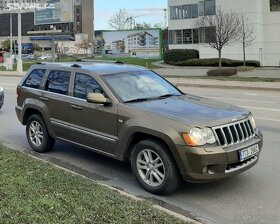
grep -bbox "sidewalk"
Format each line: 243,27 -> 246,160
153,61 -> 280,79
167,78 -> 280,92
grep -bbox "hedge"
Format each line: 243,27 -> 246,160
166,58 -> 261,67
207,68 -> 238,76
163,49 -> 199,64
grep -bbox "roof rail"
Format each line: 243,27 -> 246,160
81,59 -> 124,65
71,64 -> 82,68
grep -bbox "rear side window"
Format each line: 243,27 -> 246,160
24,69 -> 46,89
74,73 -> 103,99
45,70 -> 71,95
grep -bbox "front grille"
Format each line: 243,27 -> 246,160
213,118 -> 255,148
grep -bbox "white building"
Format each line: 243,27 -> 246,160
168,0 -> 280,66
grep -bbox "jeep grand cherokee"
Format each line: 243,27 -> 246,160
16,62 -> 263,195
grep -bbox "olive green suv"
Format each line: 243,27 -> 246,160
16,62 -> 263,195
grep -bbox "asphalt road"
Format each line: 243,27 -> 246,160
1,76 -> 280,224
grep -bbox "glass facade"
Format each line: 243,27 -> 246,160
170,0 -> 216,20
169,29 -> 200,44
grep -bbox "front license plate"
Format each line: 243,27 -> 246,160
239,144 -> 259,162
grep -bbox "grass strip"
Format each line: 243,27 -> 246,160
0,146 -> 189,224
162,75 -> 280,82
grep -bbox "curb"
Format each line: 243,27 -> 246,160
174,82 -> 280,92
2,142 -> 203,224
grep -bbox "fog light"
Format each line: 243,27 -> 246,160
202,166 -> 208,174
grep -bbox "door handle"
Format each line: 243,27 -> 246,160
40,96 -> 49,101
71,104 -> 82,110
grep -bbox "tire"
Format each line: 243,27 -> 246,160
26,114 -> 55,153
131,139 -> 179,195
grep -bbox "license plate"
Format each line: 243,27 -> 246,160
239,144 -> 259,162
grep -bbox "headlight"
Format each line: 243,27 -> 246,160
183,127 -> 216,146
249,115 -> 257,131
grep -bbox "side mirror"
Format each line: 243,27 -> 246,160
87,93 -> 111,105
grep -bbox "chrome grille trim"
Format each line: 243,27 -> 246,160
213,118 -> 255,148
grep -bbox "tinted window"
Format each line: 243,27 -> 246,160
74,73 -> 103,99
205,0 -> 215,15
24,69 -> 46,89
46,70 -> 71,95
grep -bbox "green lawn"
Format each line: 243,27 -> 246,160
0,146 -> 189,224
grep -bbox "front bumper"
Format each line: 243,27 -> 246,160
0,91 -> 4,109
177,129 -> 263,183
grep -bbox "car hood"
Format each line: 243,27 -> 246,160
127,95 -> 249,127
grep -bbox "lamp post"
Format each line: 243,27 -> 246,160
10,13 -> 13,54
17,11 -> 22,74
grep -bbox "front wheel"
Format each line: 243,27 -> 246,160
26,114 -> 55,153
131,140 -> 179,195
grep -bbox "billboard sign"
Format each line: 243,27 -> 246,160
34,0 -> 74,25
102,29 -> 162,59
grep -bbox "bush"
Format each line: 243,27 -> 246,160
164,49 -> 199,64
207,68 -> 238,76
167,58 -> 260,67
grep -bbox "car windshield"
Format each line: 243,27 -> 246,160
102,71 -> 182,102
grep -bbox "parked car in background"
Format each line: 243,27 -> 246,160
38,54 -> 56,60
0,51 -> 7,63
14,54 -> 35,62
16,62 -> 263,195
0,85 -> 4,109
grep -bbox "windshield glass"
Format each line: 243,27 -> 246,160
102,71 -> 182,102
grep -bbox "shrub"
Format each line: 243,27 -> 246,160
167,58 -> 261,67
207,68 -> 238,76
164,49 -> 199,64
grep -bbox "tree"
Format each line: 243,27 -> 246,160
239,12 -> 255,67
196,8 -> 241,68
108,9 -> 130,30
0,39 -> 13,52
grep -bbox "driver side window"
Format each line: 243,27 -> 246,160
74,73 -> 103,100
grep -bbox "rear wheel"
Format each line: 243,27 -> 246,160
131,140 -> 179,195
26,114 -> 55,153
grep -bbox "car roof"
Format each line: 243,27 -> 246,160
32,62 -> 148,75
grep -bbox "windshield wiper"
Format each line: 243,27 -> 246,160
124,98 -> 151,103
157,94 -> 181,99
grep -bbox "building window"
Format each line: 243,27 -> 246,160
205,0 -> 216,15
199,26 -> 216,43
198,1 -> 205,16
182,5 -> 191,19
169,29 -> 200,45
191,4 -> 198,18
270,0 -> 280,11
169,30 -> 183,44
183,29 -> 192,44
193,29 -> 199,44
170,6 -> 182,20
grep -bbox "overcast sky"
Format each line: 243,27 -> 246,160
94,0 -> 168,30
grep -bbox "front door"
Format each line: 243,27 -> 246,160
69,73 -> 118,156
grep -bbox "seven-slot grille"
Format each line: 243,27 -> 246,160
213,118 -> 255,148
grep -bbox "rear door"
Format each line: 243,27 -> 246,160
68,73 -> 118,157
41,69 -> 72,139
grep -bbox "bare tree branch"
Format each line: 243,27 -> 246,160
195,7 -> 241,68
239,11 -> 255,66
108,9 -> 130,30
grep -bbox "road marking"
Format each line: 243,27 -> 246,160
255,117 -> 280,122
238,105 -> 280,112
206,96 -> 273,104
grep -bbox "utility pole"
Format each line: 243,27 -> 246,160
10,13 -> 13,54
17,11 -> 22,74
